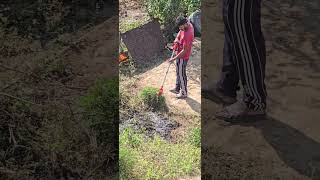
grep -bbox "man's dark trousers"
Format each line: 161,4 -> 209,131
175,59 -> 188,95
217,0 -> 267,111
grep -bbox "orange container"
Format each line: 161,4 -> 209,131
119,52 -> 128,62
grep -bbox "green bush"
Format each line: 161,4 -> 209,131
139,87 -> 165,110
144,0 -> 200,40
182,0 -> 201,15
79,77 -> 119,145
145,0 -> 183,23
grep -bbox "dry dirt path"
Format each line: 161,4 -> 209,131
202,0 -> 320,179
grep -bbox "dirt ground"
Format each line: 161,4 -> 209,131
119,1 -> 201,179
59,17 -> 118,90
137,39 -> 201,117
120,0 -> 201,129
202,0 -> 320,179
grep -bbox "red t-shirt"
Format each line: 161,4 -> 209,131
174,22 -> 194,60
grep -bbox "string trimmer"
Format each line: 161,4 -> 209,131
157,50 -> 175,96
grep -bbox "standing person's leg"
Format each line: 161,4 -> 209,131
216,0 -> 267,119
202,0 -> 238,105
182,60 -> 188,95
237,0 -> 267,110
177,59 -> 188,98
217,0 -> 240,98
175,59 -> 181,93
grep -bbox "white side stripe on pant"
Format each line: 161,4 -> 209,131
239,0 -> 262,110
250,0 -> 267,101
233,0 -> 256,105
234,0 -> 262,110
179,59 -> 187,94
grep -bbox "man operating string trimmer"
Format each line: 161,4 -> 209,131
166,16 -> 194,99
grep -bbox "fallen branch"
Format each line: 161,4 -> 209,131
0,167 -> 31,176
0,64 -> 24,74
0,63 -> 87,91
1,77 -> 22,91
0,167 -> 16,175
84,158 -> 110,179
0,63 -> 42,80
8,126 -> 17,146
0,92 -> 39,106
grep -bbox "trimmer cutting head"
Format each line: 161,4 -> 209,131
157,86 -> 164,96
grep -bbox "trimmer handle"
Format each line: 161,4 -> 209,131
165,42 -> 181,52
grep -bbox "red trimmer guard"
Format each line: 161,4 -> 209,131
158,86 -> 164,96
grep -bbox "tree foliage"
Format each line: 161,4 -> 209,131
144,0 -> 200,40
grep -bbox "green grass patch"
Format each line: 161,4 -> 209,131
120,21 -> 142,33
119,127 -> 201,179
120,17 -> 149,33
139,87 -> 166,111
186,127 -> 201,148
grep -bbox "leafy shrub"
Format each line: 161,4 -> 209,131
182,0 -> 201,15
144,0 -> 200,40
139,87 -> 165,110
145,0 -> 183,23
79,77 -> 119,145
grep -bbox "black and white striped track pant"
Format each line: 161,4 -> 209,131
175,59 -> 188,95
220,0 -> 267,110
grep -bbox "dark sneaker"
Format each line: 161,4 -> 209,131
215,101 -> 266,122
202,87 -> 237,105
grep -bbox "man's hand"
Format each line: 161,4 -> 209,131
166,57 -> 175,63
172,42 -> 180,51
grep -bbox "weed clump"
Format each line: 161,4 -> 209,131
139,87 -> 165,110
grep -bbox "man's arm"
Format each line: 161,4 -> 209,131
168,43 -> 191,62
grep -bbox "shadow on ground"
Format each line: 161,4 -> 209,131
186,97 -> 201,114
227,116 -> 320,179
